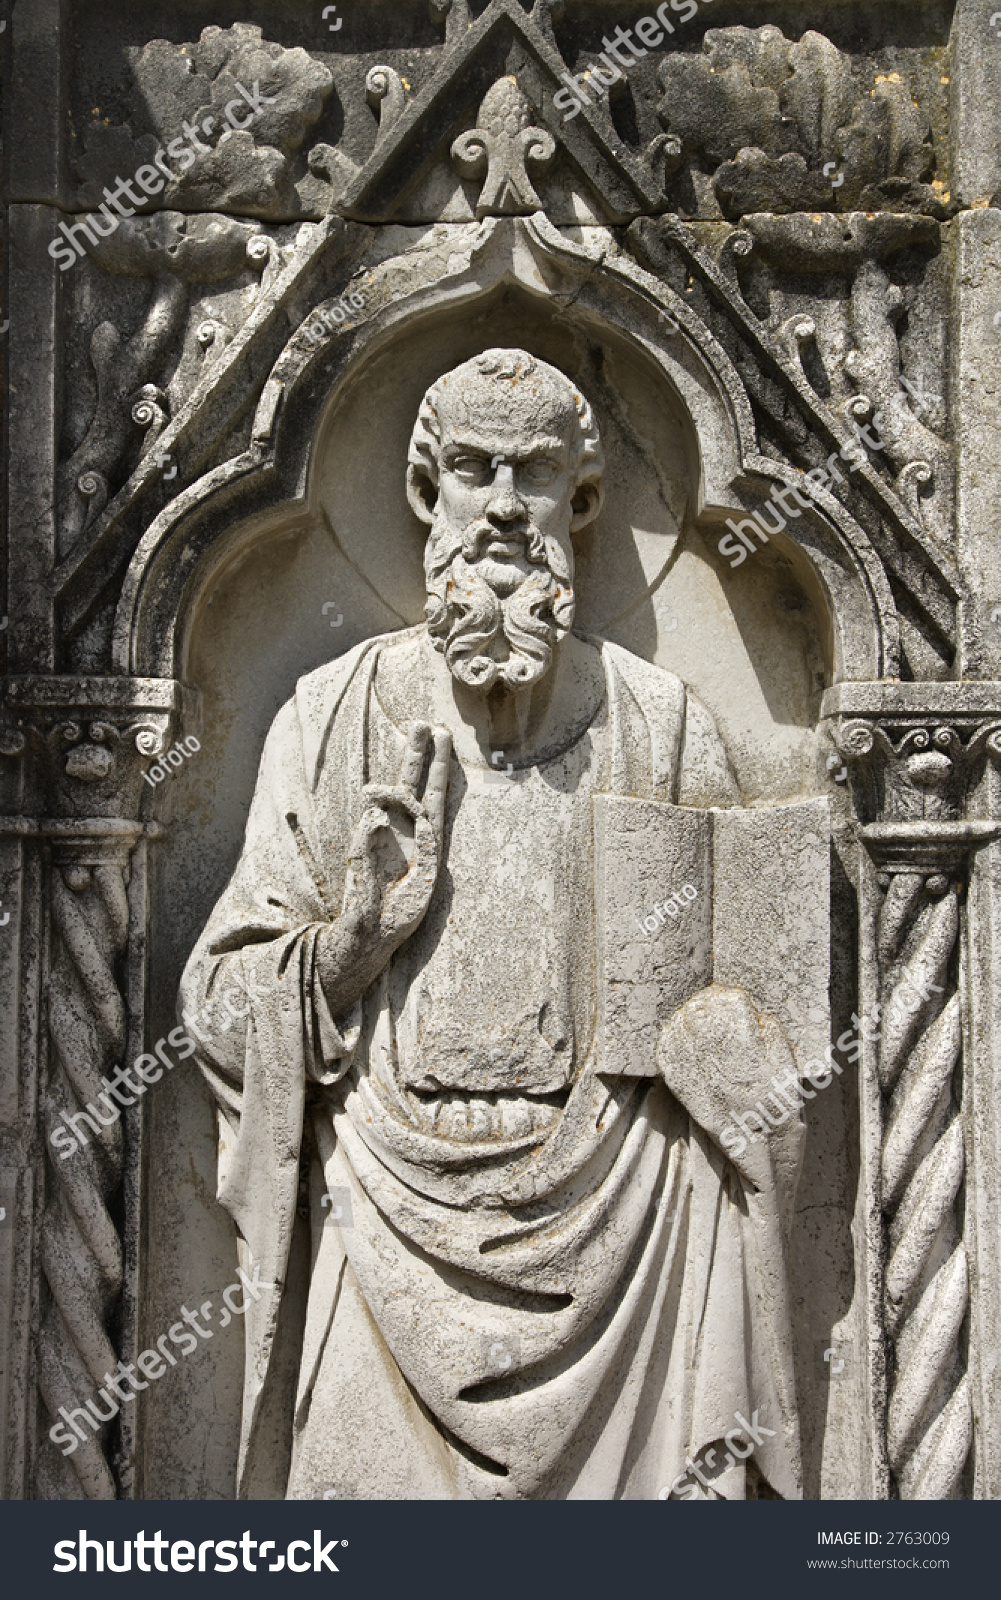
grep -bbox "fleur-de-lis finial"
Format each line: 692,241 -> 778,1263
451,78 -> 556,219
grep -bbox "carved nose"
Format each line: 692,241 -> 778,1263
487,487 -> 522,524
488,467 -> 522,516
486,460 -> 523,518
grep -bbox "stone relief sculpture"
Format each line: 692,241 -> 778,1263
180,349 -> 803,1500
5,0 -> 1001,1513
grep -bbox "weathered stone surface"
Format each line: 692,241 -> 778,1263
3,0 -> 1001,1507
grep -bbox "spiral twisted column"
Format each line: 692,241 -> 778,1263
833,706 -> 1001,1500
36,821 -> 142,1499
864,838 -> 976,1498
2,680 -> 187,1499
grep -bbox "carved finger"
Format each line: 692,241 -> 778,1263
399,722 -> 431,796
361,783 -> 425,822
422,727 -> 452,840
345,807 -> 388,922
381,812 -> 438,934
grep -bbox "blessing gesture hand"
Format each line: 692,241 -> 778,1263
317,723 -> 451,1015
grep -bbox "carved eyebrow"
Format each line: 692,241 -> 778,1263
445,437 -> 567,459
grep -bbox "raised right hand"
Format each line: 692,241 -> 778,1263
316,723 -> 451,1013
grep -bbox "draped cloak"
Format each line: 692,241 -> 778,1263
179,628 -> 805,1501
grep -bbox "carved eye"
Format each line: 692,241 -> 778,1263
520,458 -> 559,487
449,454 -> 490,484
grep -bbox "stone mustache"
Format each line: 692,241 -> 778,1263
181,348 -> 804,1500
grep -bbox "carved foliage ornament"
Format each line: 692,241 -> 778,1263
74,23 -> 334,220
835,720 -> 1001,824
657,25 -> 951,222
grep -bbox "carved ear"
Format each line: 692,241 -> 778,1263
406,462 -> 438,526
570,479 -> 603,533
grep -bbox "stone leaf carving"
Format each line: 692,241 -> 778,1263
844,258 -> 950,542
658,25 -> 952,222
366,66 -> 408,155
1,678 -> 193,816
58,213 -> 269,553
631,212 -> 959,671
308,63 -> 413,212
74,23 -> 334,221
834,719 -> 1001,825
710,209 -> 951,549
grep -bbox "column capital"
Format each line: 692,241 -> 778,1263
822,686 -> 1001,826
0,676 -> 198,819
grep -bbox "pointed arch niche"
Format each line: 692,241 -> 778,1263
133,214 -> 890,1496
121,214 -> 893,806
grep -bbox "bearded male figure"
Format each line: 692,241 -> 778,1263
181,349 -> 805,1501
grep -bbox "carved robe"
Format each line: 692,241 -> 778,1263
180,627 -> 804,1500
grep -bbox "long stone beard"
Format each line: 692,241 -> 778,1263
424,517 -> 575,692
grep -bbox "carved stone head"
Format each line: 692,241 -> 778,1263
407,348 -> 604,692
